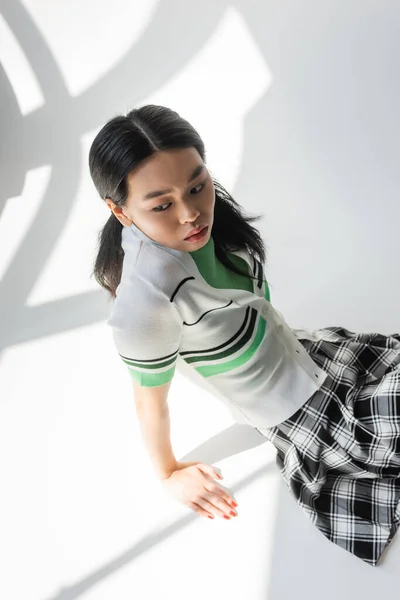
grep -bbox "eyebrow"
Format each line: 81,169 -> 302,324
142,164 -> 205,201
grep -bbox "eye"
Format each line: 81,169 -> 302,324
191,182 -> 205,194
152,181 -> 206,212
152,203 -> 171,213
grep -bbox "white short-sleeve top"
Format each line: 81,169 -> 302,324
106,222 -> 328,428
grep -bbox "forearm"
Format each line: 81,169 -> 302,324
135,402 -> 178,480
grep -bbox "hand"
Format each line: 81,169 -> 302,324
161,461 -> 238,520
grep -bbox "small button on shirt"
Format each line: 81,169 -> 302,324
107,223 -> 328,429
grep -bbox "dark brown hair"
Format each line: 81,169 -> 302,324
88,104 -> 267,298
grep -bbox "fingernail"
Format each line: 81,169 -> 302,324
223,515 -> 231,520
208,515 -> 214,519
231,501 -> 237,508
230,510 -> 237,517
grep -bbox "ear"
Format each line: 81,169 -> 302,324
106,198 -> 132,227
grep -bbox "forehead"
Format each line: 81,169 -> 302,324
127,148 -> 202,190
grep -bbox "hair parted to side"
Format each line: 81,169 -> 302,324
88,104 -> 267,299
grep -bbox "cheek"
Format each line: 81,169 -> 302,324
208,195 -> 216,214
204,185 -> 215,210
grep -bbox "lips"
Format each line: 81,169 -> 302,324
185,225 -> 206,239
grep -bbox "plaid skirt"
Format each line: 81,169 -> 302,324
255,326 -> 400,566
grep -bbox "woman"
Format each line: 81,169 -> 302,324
88,104 -> 400,566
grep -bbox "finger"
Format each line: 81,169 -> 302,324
195,496 -> 231,519
196,463 -> 223,480
202,492 -> 238,519
203,481 -> 238,509
189,501 -> 215,519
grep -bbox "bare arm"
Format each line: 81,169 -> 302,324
133,379 -> 178,480
133,379 -> 238,520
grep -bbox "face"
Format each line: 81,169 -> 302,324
106,147 -> 215,251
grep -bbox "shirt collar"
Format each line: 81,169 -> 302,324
122,221 -> 253,272
122,222 -> 184,259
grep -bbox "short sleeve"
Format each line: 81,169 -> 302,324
107,278 -> 183,387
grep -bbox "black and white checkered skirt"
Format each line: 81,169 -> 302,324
255,326 -> 400,566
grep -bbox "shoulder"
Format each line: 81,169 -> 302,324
107,271 -> 184,384
107,272 -> 182,332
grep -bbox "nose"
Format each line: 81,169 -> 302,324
178,203 -> 201,223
